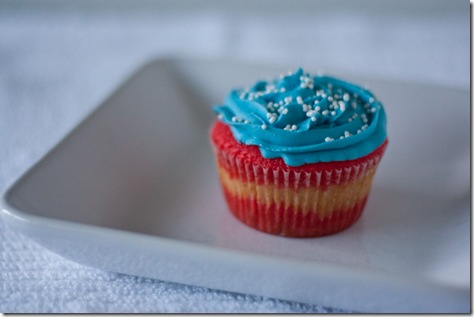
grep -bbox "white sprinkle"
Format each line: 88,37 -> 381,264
315,106 -> 321,112
311,116 -> 317,122
343,93 -> 350,101
306,110 -> 315,117
331,111 -> 336,116
296,96 -> 303,104
280,88 -> 286,92
348,118 -> 352,122
357,129 -> 361,133
371,107 -> 376,113
291,124 -> 297,131
282,108 -> 289,115
269,116 -> 276,123
361,124 -> 368,130
232,116 -> 238,122
369,97 -> 375,103
218,114 -> 223,120
328,96 -> 333,102
261,124 -> 267,130
340,136 -> 344,139
344,131 -> 351,137
325,137 -> 334,142
314,99 -> 319,104
284,96 -> 293,104
322,110 -> 329,116
284,124 -> 292,131
266,113 -> 272,119
244,120 -> 250,124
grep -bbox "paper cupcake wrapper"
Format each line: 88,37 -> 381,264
213,142 -> 387,238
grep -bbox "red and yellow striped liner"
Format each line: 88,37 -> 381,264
211,121 -> 388,238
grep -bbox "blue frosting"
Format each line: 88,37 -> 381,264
213,68 -> 387,166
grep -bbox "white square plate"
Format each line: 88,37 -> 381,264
1,58 -> 469,313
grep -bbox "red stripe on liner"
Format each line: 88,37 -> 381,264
222,187 -> 368,238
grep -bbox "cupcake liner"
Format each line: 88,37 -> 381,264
211,121 -> 388,238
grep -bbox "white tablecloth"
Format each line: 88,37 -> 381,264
0,0 -> 469,313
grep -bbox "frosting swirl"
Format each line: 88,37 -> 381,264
213,68 -> 387,166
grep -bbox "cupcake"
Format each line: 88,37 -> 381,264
211,68 -> 387,238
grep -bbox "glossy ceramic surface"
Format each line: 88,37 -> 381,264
1,58 -> 470,312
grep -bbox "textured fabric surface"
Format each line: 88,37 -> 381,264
0,221 -> 344,313
0,0 -> 469,313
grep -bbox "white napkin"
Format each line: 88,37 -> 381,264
0,220 -> 343,313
